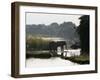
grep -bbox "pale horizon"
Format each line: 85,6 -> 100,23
26,12 -> 83,26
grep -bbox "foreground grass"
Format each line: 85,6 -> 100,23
64,54 -> 89,64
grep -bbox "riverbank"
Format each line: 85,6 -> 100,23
26,50 -> 89,64
63,54 -> 89,64
26,51 -> 52,59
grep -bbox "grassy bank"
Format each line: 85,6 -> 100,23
26,51 -> 52,59
26,36 -> 50,51
64,54 -> 89,64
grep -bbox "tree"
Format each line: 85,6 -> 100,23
77,15 -> 89,54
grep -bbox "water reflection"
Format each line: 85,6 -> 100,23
26,57 -> 79,68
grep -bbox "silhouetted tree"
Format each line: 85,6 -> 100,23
77,15 -> 89,54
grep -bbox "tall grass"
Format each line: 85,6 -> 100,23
64,54 -> 89,64
26,36 -> 51,51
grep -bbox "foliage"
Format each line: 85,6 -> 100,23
64,54 -> 89,64
77,15 -> 89,54
26,36 -> 50,51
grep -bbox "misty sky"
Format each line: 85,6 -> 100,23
26,12 -> 83,26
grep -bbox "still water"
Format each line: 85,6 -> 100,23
26,49 -> 81,68
26,57 -> 79,68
